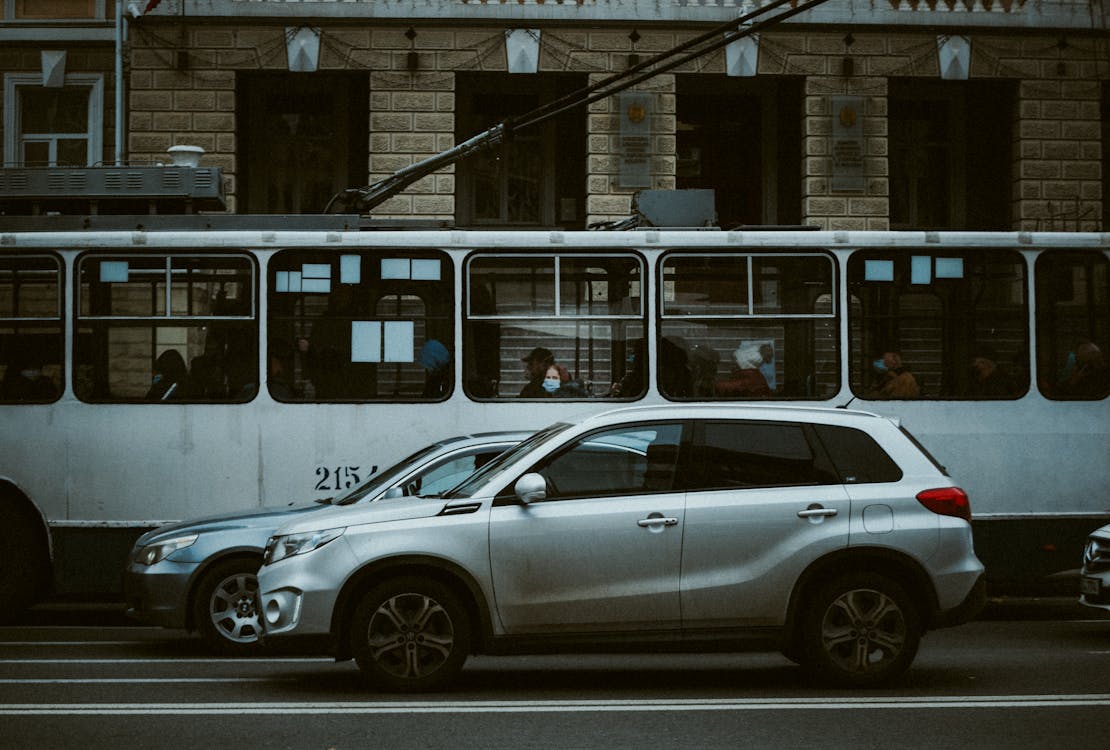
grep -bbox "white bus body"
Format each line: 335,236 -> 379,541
1,226 -> 1107,610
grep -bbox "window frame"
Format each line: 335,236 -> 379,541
0,252 -> 65,404
1034,249 -> 1110,401
266,248 -> 455,403
656,250 -> 838,401
463,251 -> 647,400
847,247 -> 1030,401
74,251 -> 258,404
3,72 -> 103,167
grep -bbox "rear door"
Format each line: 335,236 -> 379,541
680,420 -> 851,627
489,422 -> 686,634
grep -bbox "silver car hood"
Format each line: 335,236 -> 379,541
273,495 -> 466,537
137,502 -> 329,545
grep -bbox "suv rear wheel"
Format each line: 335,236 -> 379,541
800,571 -> 921,686
350,577 -> 471,692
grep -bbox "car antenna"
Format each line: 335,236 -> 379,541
836,396 -> 857,410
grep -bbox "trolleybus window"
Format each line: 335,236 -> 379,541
464,253 -> 645,399
0,255 -> 63,403
1035,250 -> 1110,400
848,249 -> 1028,399
267,250 -> 454,401
658,253 -> 836,400
75,254 -> 256,402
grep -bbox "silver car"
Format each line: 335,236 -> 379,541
258,405 -> 986,689
124,431 -> 531,653
1080,524 -> 1110,611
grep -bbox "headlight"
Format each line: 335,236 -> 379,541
135,533 -> 199,566
264,527 -> 345,565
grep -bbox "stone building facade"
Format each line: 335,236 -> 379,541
2,1 -> 1107,230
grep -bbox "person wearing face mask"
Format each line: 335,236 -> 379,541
868,350 -> 919,399
519,346 -> 555,397
146,349 -> 189,401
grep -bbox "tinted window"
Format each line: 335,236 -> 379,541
690,421 -> 837,489
531,423 -> 683,499
812,424 -> 902,484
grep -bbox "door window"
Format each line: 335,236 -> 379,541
528,423 -> 684,499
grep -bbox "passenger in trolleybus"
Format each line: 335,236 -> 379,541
145,349 -> 189,401
0,349 -> 57,402
867,351 -> 920,399
1055,340 -> 1110,399
967,347 -> 1021,398
519,346 -> 555,397
714,345 -> 772,397
420,339 -> 451,398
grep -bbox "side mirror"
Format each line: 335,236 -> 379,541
514,473 -> 547,505
382,486 -> 404,500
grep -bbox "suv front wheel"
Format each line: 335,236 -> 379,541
350,577 -> 471,692
800,571 -> 921,687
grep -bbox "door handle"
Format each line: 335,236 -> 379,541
797,506 -> 838,518
638,516 -> 679,527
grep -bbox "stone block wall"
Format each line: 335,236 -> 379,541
122,22 -> 1102,229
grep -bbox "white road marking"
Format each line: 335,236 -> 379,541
1,695 -> 1108,715
0,678 -> 290,684
0,657 -> 332,664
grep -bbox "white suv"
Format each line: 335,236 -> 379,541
258,405 -> 985,690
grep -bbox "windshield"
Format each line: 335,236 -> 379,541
332,442 -> 446,506
443,423 -> 571,498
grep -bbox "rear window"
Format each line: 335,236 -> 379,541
812,424 -> 903,484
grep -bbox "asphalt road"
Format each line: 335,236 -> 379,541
2,601 -> 1108,750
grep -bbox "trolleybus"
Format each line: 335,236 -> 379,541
1,217 -> 1107,616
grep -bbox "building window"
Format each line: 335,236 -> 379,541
888,80 -> 1014,231
455,73 -> 586,229
676,76 -> 803,228
237,73 -> 368,214
9,1 -> 109,19
3,73 -> 103,167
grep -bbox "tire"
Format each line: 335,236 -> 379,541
800,572 -> 921,687
191,558 -> 263,655
350,576 -> 471,692
0,496 -> 50,624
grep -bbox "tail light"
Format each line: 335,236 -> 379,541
916,487 -> 971,522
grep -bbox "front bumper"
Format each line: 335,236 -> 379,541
1079,568 -> 1110,611
257,535 -> 358,645
122,560 -> 197,629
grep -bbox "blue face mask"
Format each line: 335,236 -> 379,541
542,378 -> 561,393
152,373 -> 164,385
872,359 -> 888,374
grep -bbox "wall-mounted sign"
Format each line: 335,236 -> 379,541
831,96 -> 865,193
619,92 -> 652,188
